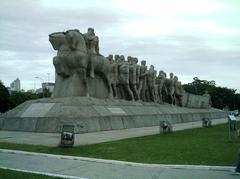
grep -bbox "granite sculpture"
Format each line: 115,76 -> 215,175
49,28 -> 210,107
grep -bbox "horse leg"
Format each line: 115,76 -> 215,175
53,56 -> 70,78
107,78 -> 113,99
158,86 -> 163,103
125,83 -> 134,101
112,83 -> 117,98
82,68 -> 89,97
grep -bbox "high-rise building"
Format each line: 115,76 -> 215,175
10,78 -> 21,91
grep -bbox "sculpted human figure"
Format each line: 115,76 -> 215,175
128,56 -> 139,100
118,55 -> 134,100
114,54 -> 120,63
107,54 -> 118,98
173,76 -> 184,106
156,70 -> 167,103
114,54 -> 122,98
147,65 -> 157,102
165,72 -> 175,105
133,57 -> 140,89
83,27 -> 99,78
138,60 -> 147,101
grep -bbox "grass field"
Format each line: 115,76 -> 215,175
0,122 -> 239,166
0,168 -> 61,179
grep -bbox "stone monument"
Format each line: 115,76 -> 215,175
0,28 -> 226,134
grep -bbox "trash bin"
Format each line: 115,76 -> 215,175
60,125 -> 75,147
160,121 -> 172,134
202,118 -> 211,128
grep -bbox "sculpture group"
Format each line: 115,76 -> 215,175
49,28 -> 184,106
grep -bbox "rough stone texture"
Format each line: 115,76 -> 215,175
182,92 -> 210,108
0,97 -> 226,134
49,28 -> 211,108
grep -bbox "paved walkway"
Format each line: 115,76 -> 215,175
0,149 -> 238,179
0,117 -> 236,146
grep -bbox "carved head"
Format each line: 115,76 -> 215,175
127,56 -> 132,64
150,65 -> 155,70
134,58 -> 138,64
174,76 -> 178,81
114,54 -> 120,61
49,32 -> 67,50
170,72 -> 174,78
120,55 -> 125,61
107,54 -> 113,61
65,29 -> 84,50
159,70 -> 166,78
87,27 -> 95,35
141,60 -> 146,66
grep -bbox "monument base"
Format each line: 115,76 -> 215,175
0,97 -> 226,133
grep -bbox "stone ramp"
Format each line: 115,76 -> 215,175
0,117 -> 233,146
0,97 -> 226,133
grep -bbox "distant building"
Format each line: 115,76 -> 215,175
42,82 -> 55,93
35,82 -> 55,94
35,88 -> 43,94
10,78 -> 21,92
27,89 -> 35,93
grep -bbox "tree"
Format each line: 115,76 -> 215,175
9,91 -> 43,109
0,81 -> 10,112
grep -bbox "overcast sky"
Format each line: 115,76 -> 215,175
0,0 -> 239,92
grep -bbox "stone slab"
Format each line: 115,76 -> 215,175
21,103 -> 55,118
107,107 -> 126,114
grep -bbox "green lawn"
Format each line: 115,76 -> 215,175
0,122 -> 239,166
0,168 -> 61,179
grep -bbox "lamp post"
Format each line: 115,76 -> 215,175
47,73 -> 50,90
35,76 -> 44,97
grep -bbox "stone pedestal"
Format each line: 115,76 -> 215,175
0,97 -> 226,133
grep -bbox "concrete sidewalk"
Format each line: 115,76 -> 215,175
0,149 -> 237,179
0,117 -> 236,146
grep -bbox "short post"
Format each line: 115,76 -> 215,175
160,121 -> 173,134
60,125 -> 75,147
235,149 -> 240,173
202,117 -> 212,128
228,115 -> 237,141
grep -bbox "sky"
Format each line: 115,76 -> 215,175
0,0 -> 239,92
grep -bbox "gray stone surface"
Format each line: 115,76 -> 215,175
107,107 -> 126,114
21,103 -> 55,117
0,117 -> 236,146
49,28 -> 211,107
182,92 -> 211,108
0,97 -> 226,133
0,149 -> 237,179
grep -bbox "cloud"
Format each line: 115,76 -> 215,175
0,0 -> 240,92
113,0 -> 224,16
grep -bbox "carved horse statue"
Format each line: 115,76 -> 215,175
49,29 -> 114,98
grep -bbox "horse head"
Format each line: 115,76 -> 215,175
49,32 -> 68,51
65,29 -> 87,53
